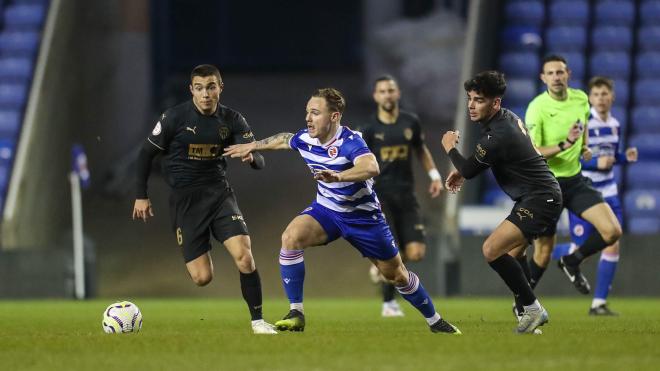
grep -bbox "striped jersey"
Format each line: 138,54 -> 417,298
289,126 -> 381,213
582,107 -> 624,198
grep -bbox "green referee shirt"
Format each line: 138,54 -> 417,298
525,88 -> 590,178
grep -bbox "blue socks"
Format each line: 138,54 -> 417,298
279,249 -> 305,304
594,252 -> 619,302
396,271 -> 437,319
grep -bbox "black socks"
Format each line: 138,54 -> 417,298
240,270 -> 263,321
489,254 -> 536,307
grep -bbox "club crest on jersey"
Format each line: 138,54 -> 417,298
219,126 -> 230,140
573,224 -> 584,237
327,146 -> 339,158
152,122 -> 162,136
404,128 -> 413,140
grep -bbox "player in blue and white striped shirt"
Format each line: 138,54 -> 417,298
552,77 -> 637,315
224,88 -> 460,334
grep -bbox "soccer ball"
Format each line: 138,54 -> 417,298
102,301 -> 142,334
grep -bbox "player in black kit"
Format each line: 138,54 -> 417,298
358,75 -> 443,317
441,71 -> 562,334
132,64 -> 277,334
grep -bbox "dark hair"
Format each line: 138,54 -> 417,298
588,76 -> 614,92
312,88 -> 346,114
373,74 -> 398,88
190,64 -> 222,82
463,71 -> 506,98
541,54 -> 568,72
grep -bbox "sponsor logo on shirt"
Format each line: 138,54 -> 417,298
152,122 -> 162,136
185,126 -> 197,135
375,133 -> 385,141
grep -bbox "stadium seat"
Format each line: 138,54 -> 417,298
637,27 -> 660,51
498,52 -> 539,78
624,190 -> 660,218
626,163 -> 660,190
594,1 -> 635,26
635,52 -> 660,79
549,1 -> 589,26
640,1 -> 660,26
482,188 -> 511,207
633,79 -> 660,106
3,4 -> 46,30
610,105 -> 627,127
0,57 -> 33,83
626,217 -> 660,234
0,110 -> 20,137
611,79 -> 630,106
591,26 -> 633,52
0,84 -> 27,108
631,106 -> 660,134
548,51 -> 585,79
0,162 -> 9,191
627,135 -> 660,162
590,52 -> 630,79
500,26 -> 543,52
545,27 -> 587,52
0,137 -> 14,163
507,105 -> 527,119
506,78 -> 538,105
504,1 -> 544,27
0,31 -> 40,56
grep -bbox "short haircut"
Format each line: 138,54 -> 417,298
312,88 -> 346,114
373,74 -> 398,88
588,76 -> 614,92
541,54 -> 568,73
463,70 -> 507,98
190,64 -> 222,83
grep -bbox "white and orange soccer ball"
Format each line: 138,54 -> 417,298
102,301 -> 142,334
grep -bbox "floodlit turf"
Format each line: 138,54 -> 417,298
1,298 -> 658,371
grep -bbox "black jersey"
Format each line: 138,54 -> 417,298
146,100 -> 255,190
452,108 -> 560,201
359,110 -> 424,192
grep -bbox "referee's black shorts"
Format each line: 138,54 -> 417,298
377,189 -> 426,248
169,184 -> 249,263
506,193 -> 563,241
558,173 -> 605,216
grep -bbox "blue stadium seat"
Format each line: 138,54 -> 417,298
482,188 -> 511,207
633,79 -> 660,106
0,110 -> 20,137
631,106 -> 660,134
506,78 -> 538,105
549,1 -> 589,26
590,52 -> 631,79
545,27 -> 587,52
505,1 -> 545,27
569,80 -> 585,91
591,26 -> 633,51
594,1 -> 635,26
624,190 -> 660,218
611,79 -> 630,106
635,52 -> 660,79
0,84 -> 27,108
637,27 -> 660,51
627,134 -> 660,161
640,1 -> 660,26
500,26 -> 543,52
0,57 -> 33,83
3,4 -> 47,30
626,163 -> 660,190
0,163 -> 9,192
508,106 -> 527,120
0,31 -> 40,56
548,52 -> 585,79
626,217 -> 660,234
498,52 -> 539,78
610,105 -> 627,130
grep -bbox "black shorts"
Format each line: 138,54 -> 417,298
169,185 -> 249,263
377,189 -> 426,248
506,193 -> 562,241
558,173 -> 605,216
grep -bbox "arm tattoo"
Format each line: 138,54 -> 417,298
255,132 -> 294,149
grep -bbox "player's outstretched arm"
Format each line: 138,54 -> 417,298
314,154 -> 380,183
224,132 -> 294,158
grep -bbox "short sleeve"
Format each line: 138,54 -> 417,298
473,133 -> 500,166
345,134 -> 372,163
288,129 -> 307,150
231,113 -> 256,144
147,110 -> 176,150
525,101 -> 543,147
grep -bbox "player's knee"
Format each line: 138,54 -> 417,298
601,223 -> 622,245
190,270 -> 213,286
405,246 -> 426,261
481,241 -> 499,262
281,229 -> 305,250
235,253 -> 255,272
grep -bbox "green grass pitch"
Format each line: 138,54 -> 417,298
1,297 -> 658,370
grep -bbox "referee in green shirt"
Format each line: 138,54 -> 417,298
516,55 -> 622,297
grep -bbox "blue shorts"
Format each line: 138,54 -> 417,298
301,202 -> 399,261
568,195 -> 623,246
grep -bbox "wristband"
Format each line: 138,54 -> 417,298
558,141 -> 566,151
566,137 -> 576,145
429,169 -> 442,182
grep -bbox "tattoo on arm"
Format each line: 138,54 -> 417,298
255,132 -> 294,149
